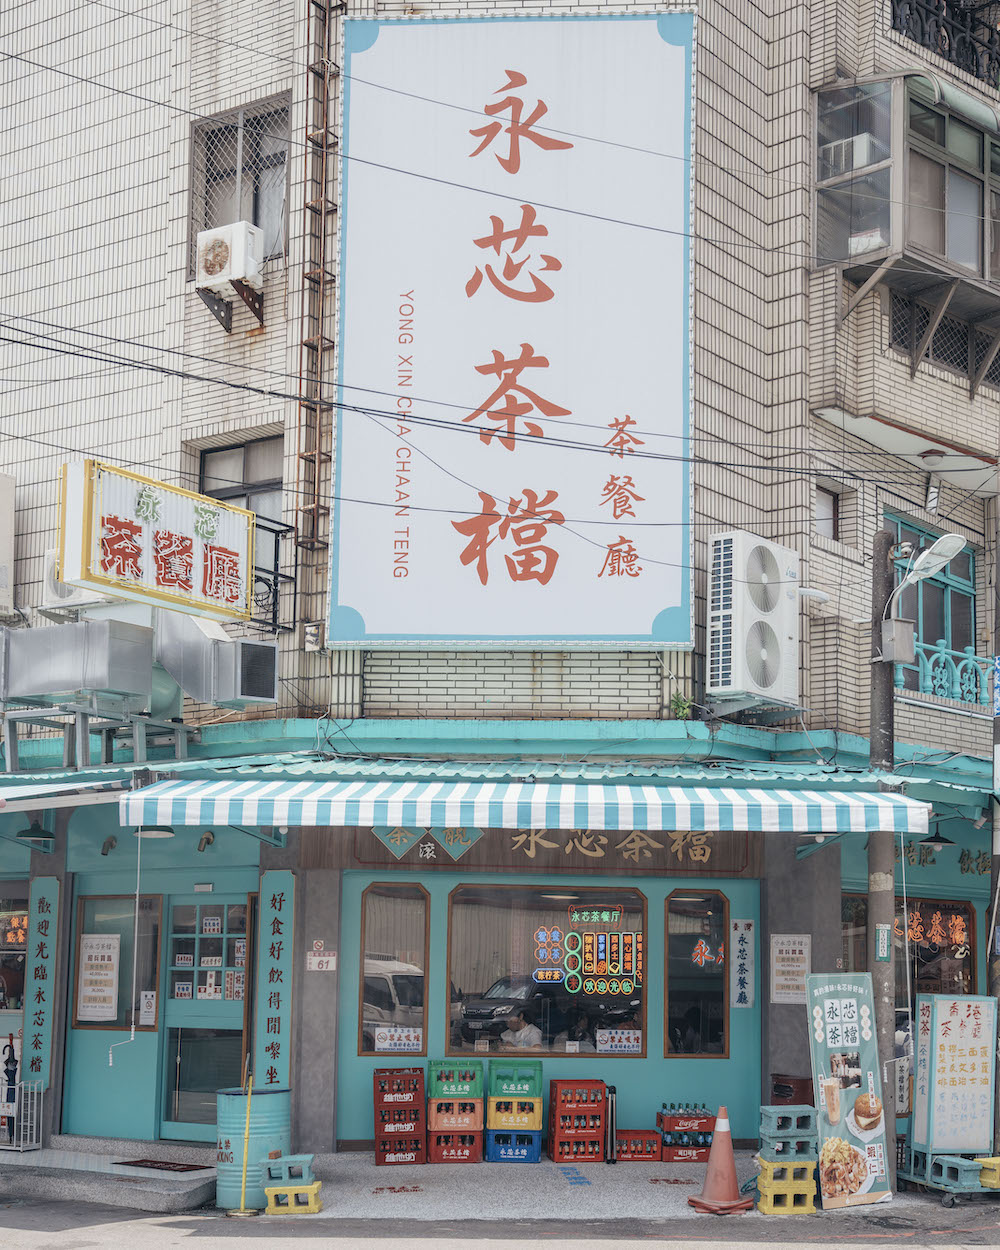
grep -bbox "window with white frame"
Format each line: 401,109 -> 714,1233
201,437 -> 284,568
815,487 -> 840,541
190,97 -> 290,269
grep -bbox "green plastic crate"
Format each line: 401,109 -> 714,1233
427,1059 -> 484,1099
489,1059 -> 543,1098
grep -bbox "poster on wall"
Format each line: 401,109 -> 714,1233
770,934 -> 811,1004
806,973 -> 891,1208
730,919 -> 755,1007
330,14 -> 694,648
911,994 -> 996,1155
77,934 -> 121,1023
374,1025 -> 423,1053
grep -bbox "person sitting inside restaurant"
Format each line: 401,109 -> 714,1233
553,1008 -> 596,1052
499,1006 -> 544,1050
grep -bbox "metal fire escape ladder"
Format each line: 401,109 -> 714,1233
295,0 -> 342,553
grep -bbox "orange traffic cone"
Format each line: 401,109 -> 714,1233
687,1106 -> 754,1214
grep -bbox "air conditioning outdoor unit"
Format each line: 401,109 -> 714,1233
213,638 -> 278,708
707,531 -> 800,706
41,549 -> 119,612
820,133 -> 876,179
195,221 -> 264,296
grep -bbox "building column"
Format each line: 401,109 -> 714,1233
31,809 -> 71,1142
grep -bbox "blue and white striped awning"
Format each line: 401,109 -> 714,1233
119,779 -> 930,834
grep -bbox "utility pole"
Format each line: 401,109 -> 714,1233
869,527 -> 897,1188
990,497 -> 1000,1156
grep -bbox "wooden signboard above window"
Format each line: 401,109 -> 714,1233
299,825 -> 762,878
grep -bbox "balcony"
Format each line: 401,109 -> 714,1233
895,638 -> 993,704
891,0 -> 1000,91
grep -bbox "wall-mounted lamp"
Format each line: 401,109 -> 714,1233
15,819 -> 55,846
921,830 -> 956,854
973,814 -> 988,830
920,449 -> 947,469
197,831 -> 215,854
133,825 -> 174,840
101,836 -> 117,857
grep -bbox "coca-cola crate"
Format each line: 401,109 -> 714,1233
549,1079 -> 606,1111
427,1098 -> 484,1132
373,1068 -> 425,1107
615,1130 -> 662,1162
427,1131 -> 483,1164
656,1108 -> 715,1135
375,1104 -> 424,1136
548,1107 -> 606,1138
375,1135 -> 425,1166
547,1135 -> 605,1163
662,1145 -> 710,1163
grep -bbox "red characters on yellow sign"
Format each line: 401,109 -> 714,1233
452,488 -> 565,586
469,71 -> 574,175
100,515 -> 143,580
153,530 -> 194,593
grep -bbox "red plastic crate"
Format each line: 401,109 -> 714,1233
662,1145 -> 710,1163
375,1136 -> 426,1165
373,1068 -> 425,1107
548,1107 -> 606,1138
427,1132 -> 483,1163
547,1135 -> 605,1163
615,1130 -> 662,1162
549,1079 -> 606,1111
375,1104 -> 424,1136
428,1099 -> 484,1132
656,1109 -> 715,1134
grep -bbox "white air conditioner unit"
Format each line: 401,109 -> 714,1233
707,531 -> 800,706
820,133 -> 876,179
195,221 -> 264,296
213,638 -> 278,708
41,549 -> 118,612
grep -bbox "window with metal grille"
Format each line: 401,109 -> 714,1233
889,293 -> 976,378
189,97 -> 290,271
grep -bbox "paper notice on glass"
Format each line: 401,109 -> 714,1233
77,933 -> 121,1021
596,1028 -> 642,1054
139,990 -> 156,1026
770,934 -> 811,1004
374,1025 -> 423,1052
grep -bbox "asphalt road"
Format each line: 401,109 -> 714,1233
5,1197 -> 1000,1248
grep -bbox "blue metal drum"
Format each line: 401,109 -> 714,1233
216,1087 -> 291,1210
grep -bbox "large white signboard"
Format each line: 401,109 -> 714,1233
60,460 -> 254,621
77,933 -> 121,1023
911,994 -> 996,1155
330,14 -> 694,647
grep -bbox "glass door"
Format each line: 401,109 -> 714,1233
160,894 -> 255,1141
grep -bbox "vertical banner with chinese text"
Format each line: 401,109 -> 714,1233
910,994 -> 996,1156
806,973 -> 891,1209
23,878 -> 59,1088
730,919 -> 755,1008
331,15 -> 694,647
254,872 -> 295,1089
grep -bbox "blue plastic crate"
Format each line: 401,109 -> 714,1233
485,1129 -> 542,1163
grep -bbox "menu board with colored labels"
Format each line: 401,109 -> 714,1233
562,928 -> 643,995
911,994 -> 996,1156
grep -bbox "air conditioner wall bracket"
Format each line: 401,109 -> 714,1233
232,280 -> 264,327
196,287 -> 233,334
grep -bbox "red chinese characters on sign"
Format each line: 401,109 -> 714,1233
466,205 -> 561,304
691,938 -> 714,968
465,342 -> 570,451
101,515 -> 143,580
600,475 -> 644,521
604,415 -> 645,459
469,70 -> 574,175
153,530 -> 194,593
599,536 -> 643,579
203,545 -> 243,605
452,489 -> 565,586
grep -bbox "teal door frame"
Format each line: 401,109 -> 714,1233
336,869 -> 762,1143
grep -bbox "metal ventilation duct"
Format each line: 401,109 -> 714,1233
0,620 -> 153,709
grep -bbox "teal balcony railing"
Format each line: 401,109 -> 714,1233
895,640 -> 993,706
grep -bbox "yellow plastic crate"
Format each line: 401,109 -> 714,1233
264,1180 -> 323,1215
979,1157 -> 1000,1189
756,1187 -> 815,1215
487,1095 -> 542,1131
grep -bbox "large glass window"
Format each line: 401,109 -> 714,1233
448,885 -> 646,1057
665,891 -> 728,1058
73,896 -> 161,1030
816,83 -> 893,263
360,884 -> 428,1056
168,900 -> 248,1005
0,888 -> 29,1012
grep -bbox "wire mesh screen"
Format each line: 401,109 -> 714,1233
890,290 -> 911,348
190,96 -> 291,270
931,314 -> 970,372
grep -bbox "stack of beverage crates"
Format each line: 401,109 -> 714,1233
547,1079 -> 606,1163
426,1060 -> 484,1163
373,1068 -> 426,1166
655,1102 -> 716,1163
486,1060 -> 544,1162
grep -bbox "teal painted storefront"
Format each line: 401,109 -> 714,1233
337,869 -> 762,1143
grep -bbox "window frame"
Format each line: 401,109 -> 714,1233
358,882 -> 430,1058
885,513 -> 976,689
199,436 -> 284,510
816,486 -> 841,541
71,894 -> 163,1032
445,882 -> 648,1060
664,888 -> 730,1060
188,95 -> 291,273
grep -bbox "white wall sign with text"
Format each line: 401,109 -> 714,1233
770,933 -> 811,1005
730,919 -> 755,1008
77,933 -> 121,1022
331,14 -> 694,647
